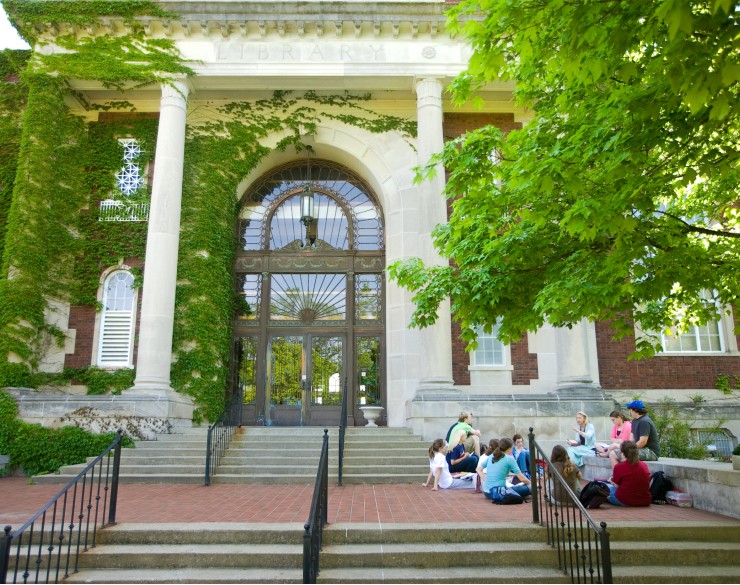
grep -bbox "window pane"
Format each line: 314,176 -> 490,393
355,274 -> 382,321
270,273 -> 346,322
473,325 -> 505,366
236,337 -> 258,405
236,274 -> 261,320
357,336 -> 381,405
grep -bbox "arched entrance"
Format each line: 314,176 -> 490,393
232,159 -> 385,426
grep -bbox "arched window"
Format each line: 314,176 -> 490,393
97,271 -> 136,367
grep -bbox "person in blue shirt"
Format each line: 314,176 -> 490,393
478,437 -> 532,502
511,433 -> 531,478
446,441 -> 479,473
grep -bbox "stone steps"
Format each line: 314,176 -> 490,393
54,522 -> 740,584
32,427 -> 431,485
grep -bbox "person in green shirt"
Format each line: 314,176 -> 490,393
446,411 -> 482,456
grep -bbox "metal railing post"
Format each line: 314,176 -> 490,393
600,522 -> 612,584
107,431 -> 122,526
0,525 -> 12,584
528,427 -> 540,524
204,427 -> 213,486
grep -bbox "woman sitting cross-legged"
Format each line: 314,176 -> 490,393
566,411 -> 597,467
596,410 -> 632,458
607,440 -> 652,507
478,437 -> 531,502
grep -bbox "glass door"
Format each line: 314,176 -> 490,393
266,334 -> 344,426
268,335 -> 304,425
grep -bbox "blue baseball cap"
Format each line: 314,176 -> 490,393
625,400 -> 646,411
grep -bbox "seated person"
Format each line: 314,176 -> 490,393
597,410 -> 632,457
545,445 -> 582,504
478,437 -> 531,502
422,439 -> 475,491
565,411 -> 596,467
607,440 -> 652,507
475,439 -> 499,489
446,411 -> 482,456
608,400 -> 660,469
512,433 -> 531,477
446,441 -> 479,474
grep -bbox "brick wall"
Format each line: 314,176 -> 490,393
443,113 -> 530,386
596,321 -> 740,389
511,337 -> 539,385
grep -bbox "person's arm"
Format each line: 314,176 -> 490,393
432,466 -> 442,491
635,434 -> 649,449
452,452 -> 469,465
422,469 -> 433,487
510,458 -> 531,485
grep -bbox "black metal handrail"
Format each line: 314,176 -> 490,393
303,429 -> 329,584
204,388 -> 243,486
528,427 -> 612,584
0,430 -> 124,584
337,378 -> 348,486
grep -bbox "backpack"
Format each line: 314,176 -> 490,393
649,471 -> 673,503
578,480 -> 610,509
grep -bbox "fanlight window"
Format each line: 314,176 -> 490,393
270,273 -> 346,322
97,271 -> 136,367
239,161 -> 383,251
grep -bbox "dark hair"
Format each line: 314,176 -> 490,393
428,438 -> 445,460
621,440 -> 639,464
512,433 -> 523,442
493,437 -> 513,463
484,438 -> 499,456
609,410 -> 625,421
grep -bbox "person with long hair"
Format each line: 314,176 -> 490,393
597,410 -> 632,457
475,438 -> 499,490
479,437 -> 531,502
422,439 -> 475,491
565,411 -> 596,467
607,440 -> 652,506
546,444 -> 582,504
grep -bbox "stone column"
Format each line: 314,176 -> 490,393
556,319 -> 596,390
414,77 -> 454,392
131,81 -> 190,395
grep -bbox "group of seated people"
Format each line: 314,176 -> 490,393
423,404 -> 655,507
422,411 -> 533,504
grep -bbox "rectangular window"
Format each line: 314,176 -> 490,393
472,324 -> 506,366
661,320 -> 724,353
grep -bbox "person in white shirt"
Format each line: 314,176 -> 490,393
422,438 -> 475,491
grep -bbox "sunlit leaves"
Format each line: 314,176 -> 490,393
390,0 -> 739,357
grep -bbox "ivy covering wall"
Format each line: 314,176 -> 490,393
0,2 -> 415,422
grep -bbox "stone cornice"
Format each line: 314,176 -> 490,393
30,1 -> 461,43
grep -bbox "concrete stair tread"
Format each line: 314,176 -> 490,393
64,568 -> 301,584
82,543 -> 301,554
609,565 -> 740,583
317,566 -> 568,583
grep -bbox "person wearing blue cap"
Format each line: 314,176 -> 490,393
608,399 -> 660,468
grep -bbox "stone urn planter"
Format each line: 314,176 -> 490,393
359,406 -> 384,428
733,455 -> 740,471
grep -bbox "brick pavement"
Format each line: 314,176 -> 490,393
1,477 -> 736,528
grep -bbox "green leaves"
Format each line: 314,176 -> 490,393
391,0 -> 739,357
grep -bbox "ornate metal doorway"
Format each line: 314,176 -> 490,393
232,160 -> 385,426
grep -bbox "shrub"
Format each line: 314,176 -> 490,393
0,389 -> 133,476
650,398 -> 707,460
733,444 -> 740,456
0,362 -> 32,388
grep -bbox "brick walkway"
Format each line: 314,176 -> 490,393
1,477 -> 737,528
